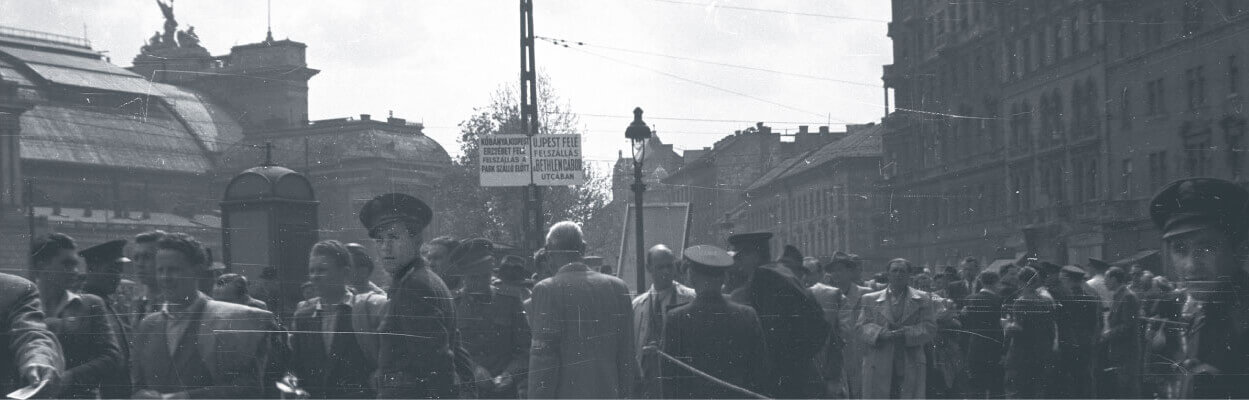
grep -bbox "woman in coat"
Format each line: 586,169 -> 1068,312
857,259 -> 937,399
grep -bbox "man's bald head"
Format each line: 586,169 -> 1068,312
646,245 -> 674,265
645,244 -> 678,290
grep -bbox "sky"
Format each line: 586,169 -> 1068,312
1,0 -> 893,170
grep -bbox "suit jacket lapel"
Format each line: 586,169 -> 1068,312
898,288 -> 922,324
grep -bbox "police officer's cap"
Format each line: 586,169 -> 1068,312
79,239 -> 130,268
727,232 -> 773,254
358,193 -> 433,238
1061,265 -> 1087,277
683,245 -> 734,269
1150,178 -> 1249,241
444,238 -> 496,277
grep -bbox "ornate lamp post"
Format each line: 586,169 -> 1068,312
626,107 -> 652,291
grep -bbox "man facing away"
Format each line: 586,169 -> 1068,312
632,244 -> 695,398
1052,265 -> 1101,398
528,221 -> 635,399
359,193 -> 459,398
960,270 -> 1004,399
30,233 -> 121,399
130,233 -> 279,399
661,245 -> 770,399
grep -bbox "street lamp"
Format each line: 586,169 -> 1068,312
626,107 -> 652,291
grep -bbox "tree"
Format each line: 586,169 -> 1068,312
436,74 -> 612,250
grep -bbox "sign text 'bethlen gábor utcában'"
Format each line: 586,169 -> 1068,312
479,134 -> 584,187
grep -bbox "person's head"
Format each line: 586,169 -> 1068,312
959,257 -> 981,282
80,239 -> 129,296
345,242 -> 375,286
645,244 -> 677,290
976,270 -> 1000,291
309,240 -> 352,299
728,233 -> 773,272
933,270 -> 952,291
1153,275 -> 1174,292
826,252 -> 862,285
872,272 -> 888,286
1151,178 -> 1249,301
1000,263 -> 1021,286
1059,266 -> 1086,289
359,193 -> 432,275
1017,266 -> 1041,290
913,268 -> 933,291
544,221 -> 586,267
212,273 -> 249,303
131,230 -> 167,288
155,233 -> 209,304
1038,262 -> 1062,288
777,245 -> 803,271
301,281 -> 315,300
1105,266 -> 1129,291
801,257 -> 822,287
421,236 -> 458,276
681,245 -> 734,295
30,233 -> 80,291
886,258 -> 914,290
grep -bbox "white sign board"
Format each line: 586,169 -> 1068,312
479,134 -> 531,187
479,134 -> 584,187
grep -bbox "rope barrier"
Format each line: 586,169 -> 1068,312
653,349 -> 770,400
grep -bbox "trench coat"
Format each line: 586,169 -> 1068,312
836,283 -> 872,398
527,263 -> 635,399
632,283 -> 695,398
857,287 -> 937,399
0,273 -> 63,395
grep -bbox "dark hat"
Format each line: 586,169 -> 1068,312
827,251 -> 860,269
444,238 -> 496,277
779,245 -> 803,263
1150,178 -> 1249,240
1037,261 -> 1061,273
497,255 -> 532,282
79,239 -> 129,268
683,245 -> 734,269
1088,258 -> 1110,270
1061,265 -> 1087,277
358,193 -> 433,238
727,232 -> 773,254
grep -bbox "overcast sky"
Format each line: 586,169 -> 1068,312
2,0 -> 892,170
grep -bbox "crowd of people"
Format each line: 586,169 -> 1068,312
0,177 -> 1247,399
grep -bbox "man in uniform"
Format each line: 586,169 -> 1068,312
79,239 -> 134,399
358,193 -> 459,398
661,245 -> 770,399
726,232 -> 829,398
632,244 -> 695,398
527,221 -> 635,399
1149,178 -> 1249,398
445,238 -> 530,399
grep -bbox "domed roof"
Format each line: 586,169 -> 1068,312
217,124 -> 451,172
224,164 -> 315,201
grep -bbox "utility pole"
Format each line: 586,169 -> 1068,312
520,0 -> 543,252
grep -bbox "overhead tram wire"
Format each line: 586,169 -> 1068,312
536,36 -> 883,89
646,0 -> 889,23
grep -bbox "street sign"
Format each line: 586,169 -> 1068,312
479,134 -> 531,187
479,134 -> 584,187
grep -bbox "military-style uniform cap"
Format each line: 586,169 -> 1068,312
683,245 -> 734,269
79,239 -> 130,267
727,232 -> 773,254
358,193 -> 433,238
1037,261 -> 1061,273
1061,265 -> 1087,277
1088,258 -> 1110,270
444,238 -> 496,277
1150,178 -> 1249,240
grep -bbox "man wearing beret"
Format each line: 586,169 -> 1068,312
661,245 -> 770,399
726,232 -> 830,398
445,238 -> 530,399
79,239 -> 134,399
358,193 -> 459,398
1150,178 -> 1249,398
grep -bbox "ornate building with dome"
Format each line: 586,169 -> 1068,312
0,5 -> 450,275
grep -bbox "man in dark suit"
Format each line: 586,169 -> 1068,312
528,221 -> 636,399
947,257 -> 979,309
79,239 -> 134,399
130,233 -> 279,399
292,240 -> 388,399
30,233 -> 121,398
1101,266 -> 1142,398
960,270 -> 1004,399
360,193 -> 459,398
727,232 -> 829,398
661,245 -> 770,399
0,272 -> 63,398
1053,265 -> 1101,398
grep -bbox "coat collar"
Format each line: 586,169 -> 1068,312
875,286 -> 923,302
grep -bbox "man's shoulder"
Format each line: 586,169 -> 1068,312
0,273 -> 35,300
78,292 -> 108,307
206,298 -> 275,321
294,299 -> 318,317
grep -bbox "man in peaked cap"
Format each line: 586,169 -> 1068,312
725,232 -> 829,398
444,238 -> 530,399
78,239 -> 134,399
661,245 -> 770,399
1149,178 -> 1249,398
358,193 -> 459,398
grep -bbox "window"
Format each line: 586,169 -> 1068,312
1121,159 -> 1134,199
1231,55 -> 1241,95
1185,136 -> 1211,177
1149,151 -> 1169,189
1186,66 -> 1208,109
1184,0 -> 1206,36
1147,78 -> 1166,115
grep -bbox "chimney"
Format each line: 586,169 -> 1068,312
799,125 -> 809,134
388,117 -> 407,126
819,126 -> 830,134
360,114 -> 371,121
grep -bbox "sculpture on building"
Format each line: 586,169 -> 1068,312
157,0 -> 177,45
177,26 -> 201,49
